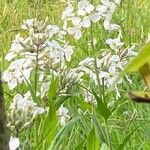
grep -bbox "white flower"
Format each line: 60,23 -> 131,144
59,67 -> 83,93
83,89 -> 97,104
79,57 -> 94,66
8,92 -> 45,131
110,55 -> 120,62
47,25 -> 60,38
9,137 -> 20,150
61,3 -> 75,20
106,35 -> 124,51
2,71 -> 18,90
62,44 -> 74,61
66,16 -> 83,39
3,58 -> 33,90
82,13 -> 101,28
77,0 -> 94,16
99,71 -> 109,79
114,0 -> 121,5
127,45 -> 137,56
21,19 -> 34,29
57,105 -> 70,126
61,2 -> 75,30
10,92 -> 45,116
96,0 -> 117,20
5,34 -> 25,61
41,82 -> 50,98
67,26 -> 82,39
103,20 -> 120,31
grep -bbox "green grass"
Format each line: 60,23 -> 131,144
1,0 -> 150,149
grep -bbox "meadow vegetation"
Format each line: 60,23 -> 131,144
1,0 -> 150,149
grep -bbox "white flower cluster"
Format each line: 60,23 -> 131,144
61,0 -> 137,99
58,66 -> 84,94
3,18 -> 74,91
7,91 -> 44,131
61,0 -> 121,39
3,18 -> 81,127
78,32 -> 137,98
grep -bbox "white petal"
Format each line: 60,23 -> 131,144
110,23 -> 120,30
85,3 -> 94,14
78,0 -> 87,10
111,55 -> 120,62
21,24 -> 27,29
9,137 -> 20,150
109,2 -> 117,13
90,13 -> 101,22
99,71 -> 109,78
25,19 -> 33,26
9,79 -> 18,90
96,5 -> 107,13
2,71 -> 12,82
101,0 -> 110,5
60,116 -> 66,126
103,20 -> 110,30
67,27 -> 76,35
106,38 -> 113,45
5,52 -> 17,61
105,12 -> 113,20
66,4 -> 74,13
77,9 -> 86,16
34,107 -> 45,115
72,17 -> 81,26
82,17 -> 91,28
74,29 -> 82,39
114,0 -> 121,4
108,66 -> 117,74
63,19 -> 68,30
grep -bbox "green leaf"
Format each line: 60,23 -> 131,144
48,115 -> 84,150
44,77 -> 58,128
90,114 -> 107,144
37,77 -> 58,149
120,42 -> 150,76
74,140 -> 85,150
116,126 -> 139,150
92,91 -> 111,120
86,128 -> 100,150
23,75 -> 39,104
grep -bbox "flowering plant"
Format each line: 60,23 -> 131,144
2,0 -> 140,149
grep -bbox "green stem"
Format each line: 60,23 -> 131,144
34,45 -> 39,93
89,1 -> 112,149
90,17 -> 102,100
104,119 -> 112,150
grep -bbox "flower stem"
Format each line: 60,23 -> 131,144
34,45 -> 39,93
90,20 -> 102,99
